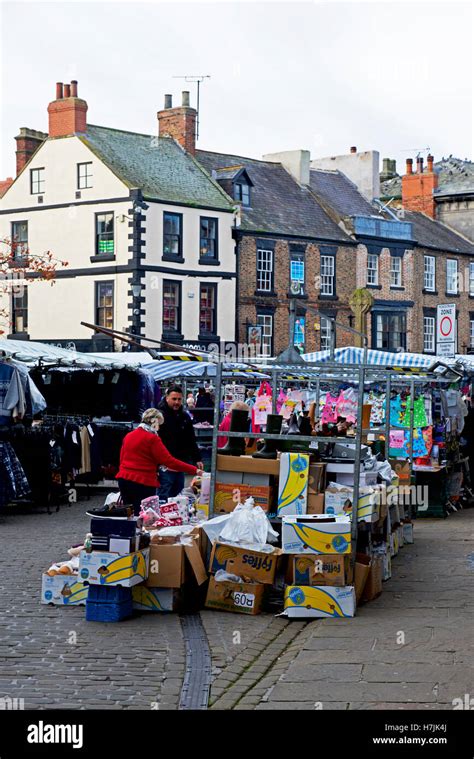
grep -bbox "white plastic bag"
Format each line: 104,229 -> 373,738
214,569 -> 242,583
218,497 -> 279,545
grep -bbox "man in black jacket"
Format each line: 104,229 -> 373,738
157,385 -> 203,500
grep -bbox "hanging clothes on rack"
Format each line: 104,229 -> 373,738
0,437 -> 30,507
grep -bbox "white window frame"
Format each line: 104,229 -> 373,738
424,255 -> 435,291
78,162 -> 93,190
320,255 -> 335,296
30,168 -> 45,195
320,316 -> 331,351
256,313 -> 273,358
256,249 -> 273,292
446,259 -> 459,295
423,316 -> 435,353
390,256 -> 402,287
469,262 -> 474,297
367,253 -> 379,285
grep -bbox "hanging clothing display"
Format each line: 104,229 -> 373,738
321,391 -> 343,425
336,388 -> 358,423
365,391 -> 385,426
0,440 -> 30,507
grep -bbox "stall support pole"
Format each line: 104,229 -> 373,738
271,370 -> 277,414
315,379 -> 320,424
408,378 -> 416,518
350,365 -> 366,582
385,375 -> 391,460
208,362 -> 223,518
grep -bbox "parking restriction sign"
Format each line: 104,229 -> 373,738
437,304 -> 456,357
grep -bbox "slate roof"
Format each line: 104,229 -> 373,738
81,125 -> 234,211
381,156 -> 474,199
309,169 -> 382,218
402,210 -> 474,255
310,166 -> 474,255
195,149 -> 352,243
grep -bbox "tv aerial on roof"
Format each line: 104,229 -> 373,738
172,74 -> 211,142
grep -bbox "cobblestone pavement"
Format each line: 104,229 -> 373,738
254,510 -> 474,710
0,496 -> 185,710
1,494 -> 473,711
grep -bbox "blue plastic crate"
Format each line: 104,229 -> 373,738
85,599 -> 133,623
86,585 -> 132,604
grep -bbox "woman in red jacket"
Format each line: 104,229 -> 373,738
117,408 -> 203,515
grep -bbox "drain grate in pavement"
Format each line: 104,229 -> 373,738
179,614 -> 212,710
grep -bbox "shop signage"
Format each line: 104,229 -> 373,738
436,304 -> 456,358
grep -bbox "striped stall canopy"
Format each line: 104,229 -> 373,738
303,347 -> 440,369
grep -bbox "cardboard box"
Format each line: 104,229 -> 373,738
373,546 -> 391,581
217,455 -> 280,476
284,585 -> 356,618
307,493 -> 325,514
205,576 -> 265,615
324,485 -> 379,523
282,515 -> 351,555
361,556 -> 383,602
331,471 -> 379,488
308,463 -> 326,495
216,471 -> 272,487
291,555 -> 345,586
213,482 -> 273,514
132,585 -> 180,612
41,575 -> 89,606
146,540 -> 207,588
397,525 -> 405,548
277,452 -> 310,516
402,522 -> 414,544
78,548 -> 149,588
354,553 -> 371,602
209,542 -> 281,584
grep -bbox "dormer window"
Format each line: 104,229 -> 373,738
234,181 -> 250,207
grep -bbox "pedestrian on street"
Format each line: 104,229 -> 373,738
157,385 -> 204,499
193,386 -> 214,425
116,408 -> 202,515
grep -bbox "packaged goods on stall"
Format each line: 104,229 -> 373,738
277,453 -> 310,516
205,572 -> 265,615
289,555 -> 345,587
282,514 -> 351,555
209,542 -> 281,584
283,585 -> 356,618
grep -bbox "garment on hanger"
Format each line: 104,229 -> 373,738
365,391 -> 385,426
336,387 -> 358,423
0,440 -> 30,506
321,391 -> 343,425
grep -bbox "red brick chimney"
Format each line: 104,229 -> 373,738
0,177 -> 14,197
14,128 -> 48,176
47,80 -> 88,138
401,154 -> 438,218
157,92 -> 196,155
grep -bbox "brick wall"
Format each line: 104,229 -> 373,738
158,108 -> 196,154
47,99 -> 88,137
238,235 -> 356,354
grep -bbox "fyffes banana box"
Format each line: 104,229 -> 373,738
209,541 -> 280,584
41,575 -> 89,605
132,585 -> 180,612
277,452 -> 310,516
78,548 -> 150,588
282,514 -> 351,554
284,585 -> 356,618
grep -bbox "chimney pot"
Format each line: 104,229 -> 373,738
350,146 -> 357,154
63,83 -> 71,98
71,80 -> 78,97
182,90 -> 190,107
56,82 -> 63,99
427,154 -> 434,172
164,94 -> 172,109
406,158 -> 413,175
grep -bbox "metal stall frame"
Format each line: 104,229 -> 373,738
208,360 -> 460,577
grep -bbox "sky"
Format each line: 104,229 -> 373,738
0,0 -> 473,180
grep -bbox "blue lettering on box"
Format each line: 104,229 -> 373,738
332,536 -> 349,553
80,569 -> 89,579
44,591 -> 52,601
288,587 -> 305,605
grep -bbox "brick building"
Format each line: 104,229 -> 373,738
195,148 -> 357,356
310,163 -> 474,354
